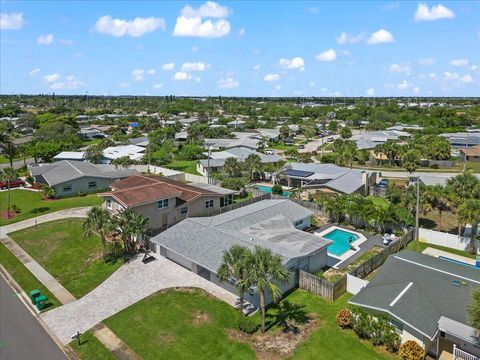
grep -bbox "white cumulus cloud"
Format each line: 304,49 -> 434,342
153,83 -> 163,89
388,63 -> 412,75
315,49 -> 337,62
132,69 -> 145,81
367,29 -> 394,44
218,77 -> 239,89
444,72 -> 473,83
417,58 -> 436,66
37,34 -> 54,45
173,1 -> 231,38
1,12 -> 24,30
43,73 -> 61,83
279,57 -> 305,71
397,80 -> 412,91
94,15 -> 166,37
29,68 -> 40,77
253,64 -> 261,71
366,88 -> 376,96
450,58 -> 469,67
181,62 -> 210,72
161,63 -> 175,71
414,3 -> 454,21
50,75 -> 86,90
336,31 -> 365,44
173,71 -> 192,80
264,73 -> 280,82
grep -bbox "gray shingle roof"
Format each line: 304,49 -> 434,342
199,148 -> 282,167
349,250 -> 479,339
29,160 -> 137,186
151,199 -> 331,273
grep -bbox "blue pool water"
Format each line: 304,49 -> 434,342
439,256 -> 479,270
323,229 -> 359,256
255,185 -> 290,197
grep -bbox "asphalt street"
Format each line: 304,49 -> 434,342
0,276 -> 66,360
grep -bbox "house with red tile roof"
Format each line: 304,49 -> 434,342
98,174 -> 236,231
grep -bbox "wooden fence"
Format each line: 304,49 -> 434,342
299,270 -> 347,301
349,228 -> 415,279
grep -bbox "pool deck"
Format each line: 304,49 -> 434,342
315,224 -> 384,270
422,247 -> 477,266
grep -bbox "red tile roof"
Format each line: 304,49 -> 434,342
100,174 -> 219,208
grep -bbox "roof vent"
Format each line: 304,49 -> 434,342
452,280 -> 461,287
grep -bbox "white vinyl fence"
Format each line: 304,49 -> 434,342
122,165 -> 219,185
346,274 -> 369,295
418,228 -> 478,253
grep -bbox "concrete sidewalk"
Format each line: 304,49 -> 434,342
0,207 -> 91,238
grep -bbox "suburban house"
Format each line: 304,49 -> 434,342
150,199 -> 332,308
53,151 -> 86,162
280,163 -> 377,195
102,145 -> 145,164
28,160 -> 137,197
197,147 -> 283,177
461,144 -> 480,162
204,132 -> 262,151
128,136 -> 149,148
349,251 -> 480,359
79,127 -> 106,139
350,130 -> 411,150
440,132 -> 480,148
98,174 -> 236,231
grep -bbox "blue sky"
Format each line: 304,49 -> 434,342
1,1 -> 479,96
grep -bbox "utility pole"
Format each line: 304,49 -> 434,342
415,176 -> 420,241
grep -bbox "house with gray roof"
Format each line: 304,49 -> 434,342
440,132 -> 480,148
150,199 -> 332,308
197,147 -> 283,177
29,160 -> 137,197
350,130 -> 411,150
349,250 -> 480,359
280,162 -> 377,195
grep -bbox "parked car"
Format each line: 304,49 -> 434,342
326,137 -> 334,142
0,179 -> 25,190
265,149 -> 275,155
299,144 -> 305,149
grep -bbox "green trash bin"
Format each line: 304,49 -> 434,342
35,295 -> 48,310
29,289 -> 40,305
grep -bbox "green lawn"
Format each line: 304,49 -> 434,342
69,331 -> 116,360
0,155 -> 22,164
9,219 -> 123,298
165,160 -> 200,175
269,143 -> 299,151
0,242 -> 61,310
0,189 -> 103,225
104,289 -> 255,360
407,240 -> 477,259
286,291 -> 396,359
368,196 -> 390,210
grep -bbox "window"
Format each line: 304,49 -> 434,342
106,199 -> 112,209
88,181 -> 97,188
220,195 -> 233,208
205,200 -> 214,209
157,199 -> 169,209
180,207 -> 188,215
63,185 -> 72,192
294,219 -> 303,226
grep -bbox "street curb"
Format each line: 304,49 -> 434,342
0,265 -> 77,359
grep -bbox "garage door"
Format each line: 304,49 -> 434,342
165,249 -> 192,270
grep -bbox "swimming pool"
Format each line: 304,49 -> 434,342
254,185 -> 290,197
323,228 -> 360,256
439,256 -> 479,270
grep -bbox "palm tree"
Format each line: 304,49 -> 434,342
1,167 -> 18,218
217,245 -> 252,317
83,206 -> 113,260
41,184 -> 55,199
446,172 -> 480,201
423,185 -> 450,229
244,246 -> 291,333
468,289 -> 480,334
458,199 -> 480,255
114,209 -> 149,253
244,154 -> 262,181
223,157 -> 242,178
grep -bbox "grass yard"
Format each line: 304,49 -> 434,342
9,218 -> 123,298
0,155 -> 22,164
69,331 -> 116,360
0,189 -> 103,226
165,160 -> 200,175
368,196 -> 390,210
285,291 -> 397,359
234,192 -> 254,203
0,242 -> 61,310
104,288 -> 255,360
269,143 -> 299,151
407,240 -> 477,259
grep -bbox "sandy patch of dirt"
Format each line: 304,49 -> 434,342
192,310 -> 211,326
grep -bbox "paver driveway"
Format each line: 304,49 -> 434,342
41,254 -> 238,344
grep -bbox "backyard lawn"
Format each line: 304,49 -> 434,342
9,218 -> 123,298
104,289 -> 255,360
407,240 -> 477,259
165,160 -> 200,175
0,189 -> 103,225
0,242 -> 61,310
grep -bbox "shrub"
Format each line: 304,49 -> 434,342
384,331 -> 401,353
26,176 -> 35,185
429,164 -> 439,169
11,204 -> 20,213
336,309 -> 353,328
399,340 -> 426,360
238,316 -> 258,334
221,178 -> 247,191
271,184 -> 284,195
